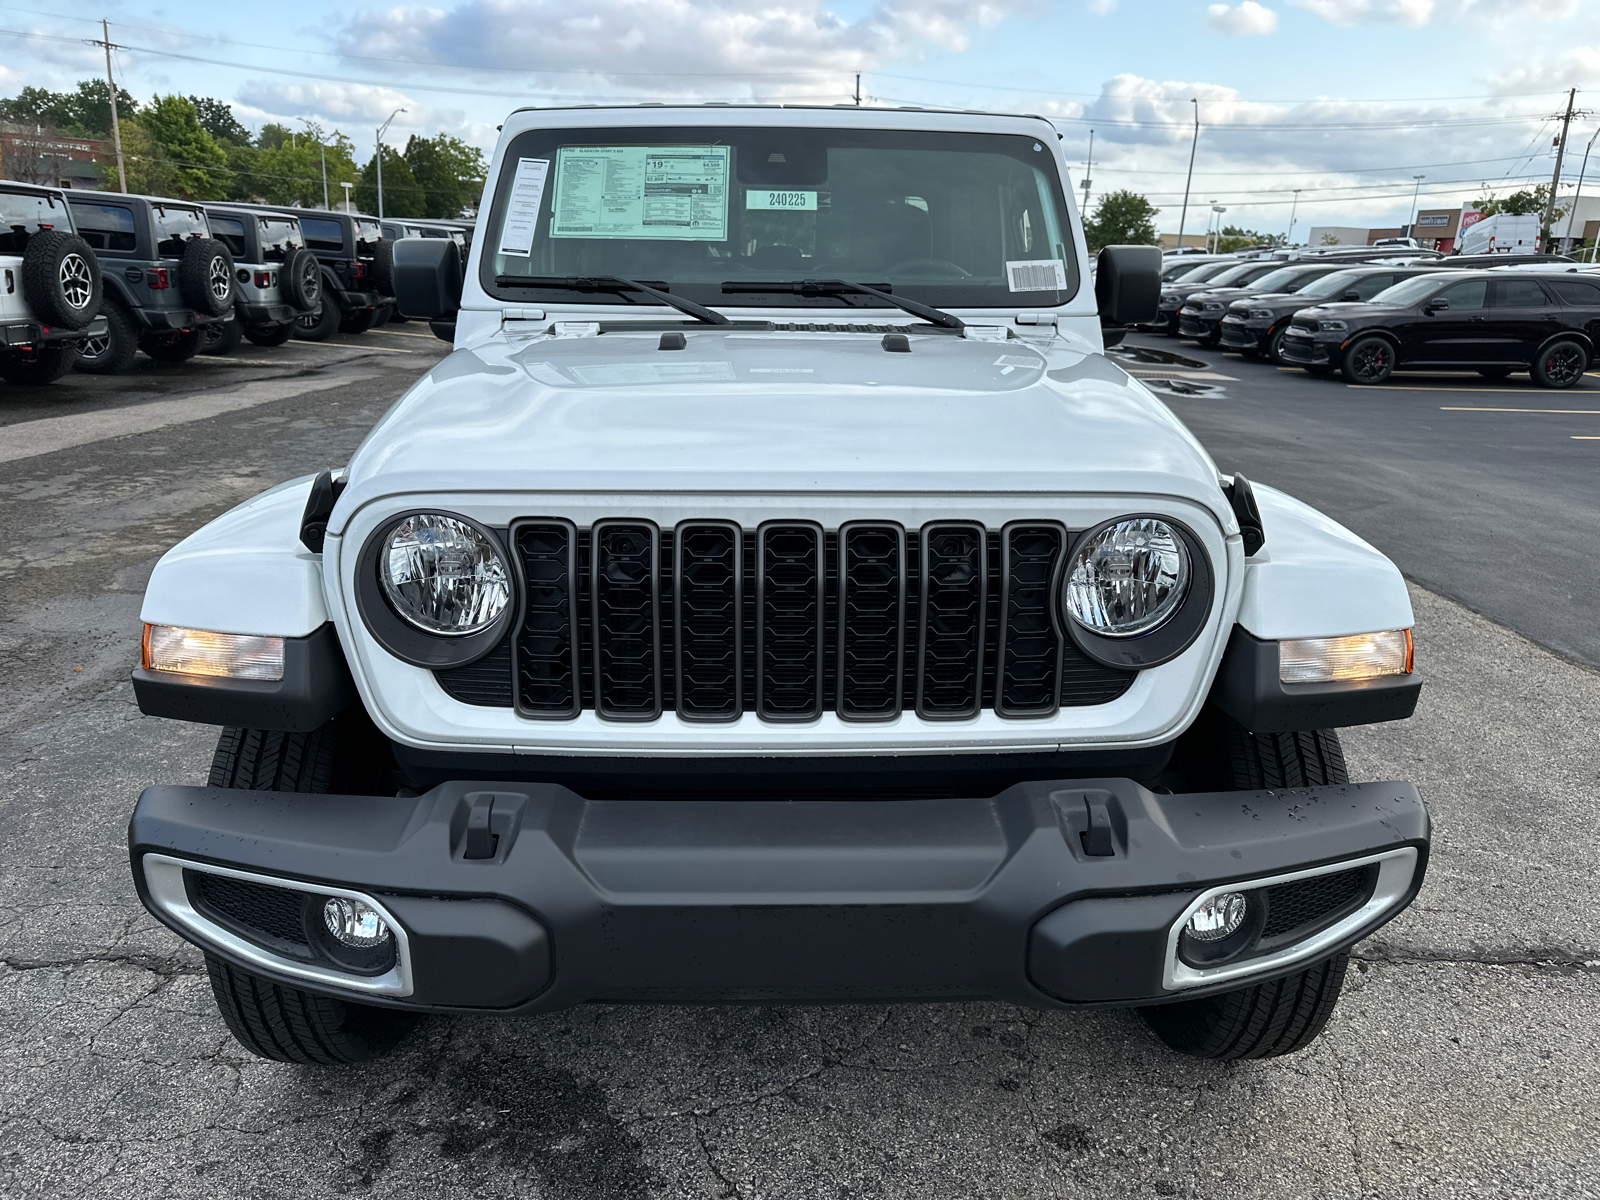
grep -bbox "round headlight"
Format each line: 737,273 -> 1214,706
1064,518 -> 1190,638
380,513 -> 510,635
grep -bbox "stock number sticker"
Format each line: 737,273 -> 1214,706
746,190 -> 818,211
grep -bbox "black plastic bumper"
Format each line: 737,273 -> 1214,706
1280,334 -> 1332,365
1212,628 -> 1421,732
1218,321 -> 1265,350
2,315 -> 107,346
236,300 -> 296,325
333,287 -> 382,311
129,776 -> 1429,1014
1178,313 -> 1222,339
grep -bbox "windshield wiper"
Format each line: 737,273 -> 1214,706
720,279 -> 964,330
494,274 -> 731,325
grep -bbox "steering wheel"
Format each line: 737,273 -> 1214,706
880,258 -> 972,279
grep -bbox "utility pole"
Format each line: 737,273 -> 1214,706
92,19 -> 126,191
1544,87 -> 1578,251
1082,129 -> 1094,215
854,74 -> 861,106
1176,99 -> 1199,251
1408,174 -> 1425,237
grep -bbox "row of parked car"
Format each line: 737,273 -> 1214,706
1149,246 -> 1600,388
0,178 -> 471,386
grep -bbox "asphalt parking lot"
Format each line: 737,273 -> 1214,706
2,329 -> 1597,1199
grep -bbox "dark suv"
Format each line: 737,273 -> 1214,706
67,193 -> 234,373
1219,265 -> 1444,363
201,205 -> 322,352
1154,260 -> 1283,334
1,181 -> 106,385
1281,270 -> 1600,387
1177,263 -> 1348,347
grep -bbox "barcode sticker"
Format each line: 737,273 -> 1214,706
1006,259 -> 1067,292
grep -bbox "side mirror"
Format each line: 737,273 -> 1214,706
1423,298 -> 1449,313
393,237 -> 463,321
1095,245 -> 1163,326
1340,291 -> 1361,301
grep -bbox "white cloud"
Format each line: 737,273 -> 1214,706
1086,0 -> 1117,13
1207,2 -> 1279,33
1292,0 -> 1433,23
1489,40 -> 1600,90
334,0 -> 1041,98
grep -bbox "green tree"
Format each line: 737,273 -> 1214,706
354,144 -> 424,217
1214,225 -> 1285,253
256,123 -> 296,151
1083,189 -> 1159,251
251,129 -> 357,207
1471,183 -> 1567,235
404,132 -> 487,218
114,118 -> 180,196
1319,233 -> 1342,246
189,96 -> 252,147
136,95 -> 228,199
0,81 -> 138,137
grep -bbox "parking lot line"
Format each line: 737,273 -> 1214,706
1353,385 -> 1572,393
1572,436 -> 1600,440
368,328 -> 439,340
1439,406 -> 1600,415
284,341 -> 418,355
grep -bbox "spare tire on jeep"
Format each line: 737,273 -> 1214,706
21,230 -> 101,329
368,237 -> 395,294
282,246 -> 322,311
179,237 -> 235,317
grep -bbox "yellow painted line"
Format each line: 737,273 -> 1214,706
368,327 -> 438,340
1353,385 -> 1568,393
1573,435 -> 1600,439
1439,406 -> 1600,414
288,340 -> 417,355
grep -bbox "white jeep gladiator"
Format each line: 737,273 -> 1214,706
128,105 -> 1427,1066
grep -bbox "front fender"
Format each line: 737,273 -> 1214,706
140,475 -> 328,637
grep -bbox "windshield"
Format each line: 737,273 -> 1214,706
482,125 -> 1077,309
1171,261 -> 1234,284
1191,262 -> 1259,287
1370,274 -> 1448,305
0,189 -> 68,254
153,205 -> 207,257
1297,269 -> 1368,300
1247,266 -> 1312,293
258,217 -> 299,263
1162,259 -> 1212,281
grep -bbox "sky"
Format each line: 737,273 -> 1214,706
3,0 -> 1600,236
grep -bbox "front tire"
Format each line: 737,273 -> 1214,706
1340,335 -> 1394,384
1140,953 -> 1351,1060
1531,339 -> 1589,389
206,954 -> 419,1065
1264,326 -> 1288,365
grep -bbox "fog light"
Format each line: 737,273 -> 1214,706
1279,629 -> 1412,684
142,624 -> 284,681
323,897 -> 391,948
1187,892 -> 1247,942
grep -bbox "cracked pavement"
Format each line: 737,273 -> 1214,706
3,332 -> 1599,1198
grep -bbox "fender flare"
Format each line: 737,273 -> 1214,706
1533,329 -> 1593,361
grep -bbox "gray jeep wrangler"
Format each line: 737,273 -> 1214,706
0,181 -> 106,386
201,205 -> 322,353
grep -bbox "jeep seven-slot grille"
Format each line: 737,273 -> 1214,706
436,521 -> 1137,719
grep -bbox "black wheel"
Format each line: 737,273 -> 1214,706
338,306 -> 376,335
1531,339 -> 1589,389
1171,708 -> 1349,794
1476,366 -> 1513,380
205,953 -> 418,1065
282,248 -> 322,311
0,342 -> 78,385
294,294 -> 340,341
368,238 -> 395,294
74,300 -> 139,374
1264,326 -> 1288,365
140,328 -> 202,364
1140,952 -> 1351,1060
1340,335 -> 1394,384
1164,312 -> 1181,336
200,315 -> 243,356
1197,326 -> 1222,349
21,230 -> 101,329
243,321 -> 294,347
179,238 -> 236,317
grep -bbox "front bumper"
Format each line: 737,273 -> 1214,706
130,777 -> 1428,1013
1178,312 -> 1223,340
1218,318 -> 1268,350
1279,332 -> 1335,366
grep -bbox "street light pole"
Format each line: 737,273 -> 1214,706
375,107 -> 407,219
1409,174 -> 1425,239
340,181 -> 353,213
1210,205 -> 1226,253
1288,189 -> 1301,244
1176,99 -> 1199,251
1563,125 -> 1598,259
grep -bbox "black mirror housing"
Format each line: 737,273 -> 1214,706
393,237 -> 464,320
1095,245 -> 1163,326
1424,298 -> 1449,313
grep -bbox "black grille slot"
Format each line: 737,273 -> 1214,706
513,520 -> 580,717
917,522 -> 987,719
997,522 -> 1066,717
757,521 -> 824,720
675,521 -> 743,721
1261,867 -> 1371,938
435,638 -> 514,706
837,523 -> 905,720
189,871 -> 309,947
439,516 -> 1139,721
592,521 -> 661,720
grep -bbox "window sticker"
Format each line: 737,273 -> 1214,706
746,189 -> 817,211
498,157 -> 551,256
551,145 -> 729,241
1006,259 -> 1067,292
